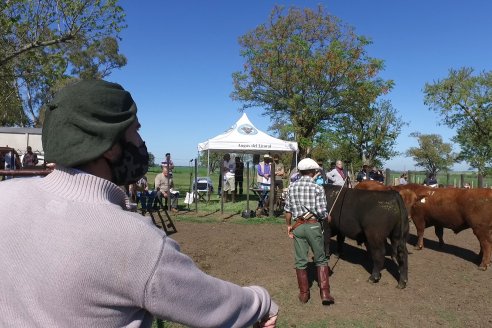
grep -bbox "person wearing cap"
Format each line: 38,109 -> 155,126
161,152 -> 175,176
257,154 -> 272,212
313,159 -> 327,186
272,154 -> 285,190
0,80 -> 278,327
399,173 -> 408,185
284,158 -> 335,306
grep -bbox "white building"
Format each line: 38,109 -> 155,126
0,127 -> 43,156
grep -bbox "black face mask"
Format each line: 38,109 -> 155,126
111,140 -> 149,185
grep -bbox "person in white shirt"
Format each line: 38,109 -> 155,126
326,160 -> 347,186
222,153 -> 236,202
399,173 -> 408,185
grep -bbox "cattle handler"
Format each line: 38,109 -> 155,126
284,158 -> 335,305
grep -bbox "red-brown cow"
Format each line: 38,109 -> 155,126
401,185 -> 492,270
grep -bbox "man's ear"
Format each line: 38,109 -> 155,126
102,143 -> 122,163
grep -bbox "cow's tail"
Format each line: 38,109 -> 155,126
396,191 -> 409,246
393,191 -> 409,288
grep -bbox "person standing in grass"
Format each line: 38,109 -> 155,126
284,158 -> 335,306
222,153 -> 236,202
0,80 -> 278,328
234,156 -> 244,195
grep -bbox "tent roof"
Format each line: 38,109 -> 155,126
197,113 -> 298,154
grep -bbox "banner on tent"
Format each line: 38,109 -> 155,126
238,143 -> 272,149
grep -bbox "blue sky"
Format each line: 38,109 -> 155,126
109,0 -> 492,170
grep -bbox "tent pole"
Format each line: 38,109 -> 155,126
246,162 -> 250,213
207,150 -> 210,177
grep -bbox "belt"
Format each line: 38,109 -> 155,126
292,215 -> 319,231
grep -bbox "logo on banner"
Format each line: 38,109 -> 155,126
237,124 -> 258,135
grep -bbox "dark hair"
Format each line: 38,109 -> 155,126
165,153 -> 170,156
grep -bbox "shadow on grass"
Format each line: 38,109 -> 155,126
407,233 -> 479,265
327,239 -> 403,286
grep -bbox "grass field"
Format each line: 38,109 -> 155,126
143,165 -> 491,327
147,166 -> 492,198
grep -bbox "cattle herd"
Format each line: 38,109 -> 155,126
322,182 -> 492,289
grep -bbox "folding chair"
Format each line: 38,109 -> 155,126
275,188 -> 288,212
193,177 -> 213,202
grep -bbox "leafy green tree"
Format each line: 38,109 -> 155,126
0,68 -> 28,126
405,132 -> 457,175
148,152 -> 155,167
198,152 -> 223,174
0,0 -> 127,127
232,5 -> 393,158
424,67 -> 492,175
320,99 -> 405,170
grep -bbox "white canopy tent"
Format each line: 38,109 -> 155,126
197,113 -> 298,215
198,113 -> 298,154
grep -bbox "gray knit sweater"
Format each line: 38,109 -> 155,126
0,167 -> 278,327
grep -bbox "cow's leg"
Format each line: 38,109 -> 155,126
434,226 -> 444,247
413,221 -> 425,250
366,236 -> 385,284
336,233 -> 345,257
391,237 -> 408,289
472,227 -> 492,270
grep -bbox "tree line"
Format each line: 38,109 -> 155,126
0,0 -> 126,127
1,3 -> 490,175
231,5 -> 491,176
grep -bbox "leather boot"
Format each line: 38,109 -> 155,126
295,269 -> 310,303
317,265 -> 335,305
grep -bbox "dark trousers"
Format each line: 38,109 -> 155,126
235,179 -> 243,195
154,191 -> 178,209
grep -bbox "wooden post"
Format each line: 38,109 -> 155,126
269,160 -> 275,217
194,159 -> 198,213
478,174 -> 483,188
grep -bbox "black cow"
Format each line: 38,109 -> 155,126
323,185 -> 409,289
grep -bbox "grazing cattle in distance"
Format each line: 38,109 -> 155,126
324,185 -> 409,289
401,185 -> 492,270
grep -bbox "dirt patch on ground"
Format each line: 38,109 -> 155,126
169,217 -> 491,327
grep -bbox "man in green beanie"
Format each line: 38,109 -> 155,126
0,80 -> 278,328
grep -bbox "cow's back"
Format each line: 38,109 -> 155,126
325,186 -> 407,241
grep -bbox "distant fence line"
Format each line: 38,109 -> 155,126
384,169 -> 490,188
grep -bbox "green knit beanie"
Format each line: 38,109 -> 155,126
42,80 -> 137,167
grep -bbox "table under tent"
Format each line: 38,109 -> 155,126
196,113 -> 298,216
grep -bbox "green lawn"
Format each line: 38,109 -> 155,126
144,165 -> 271,215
